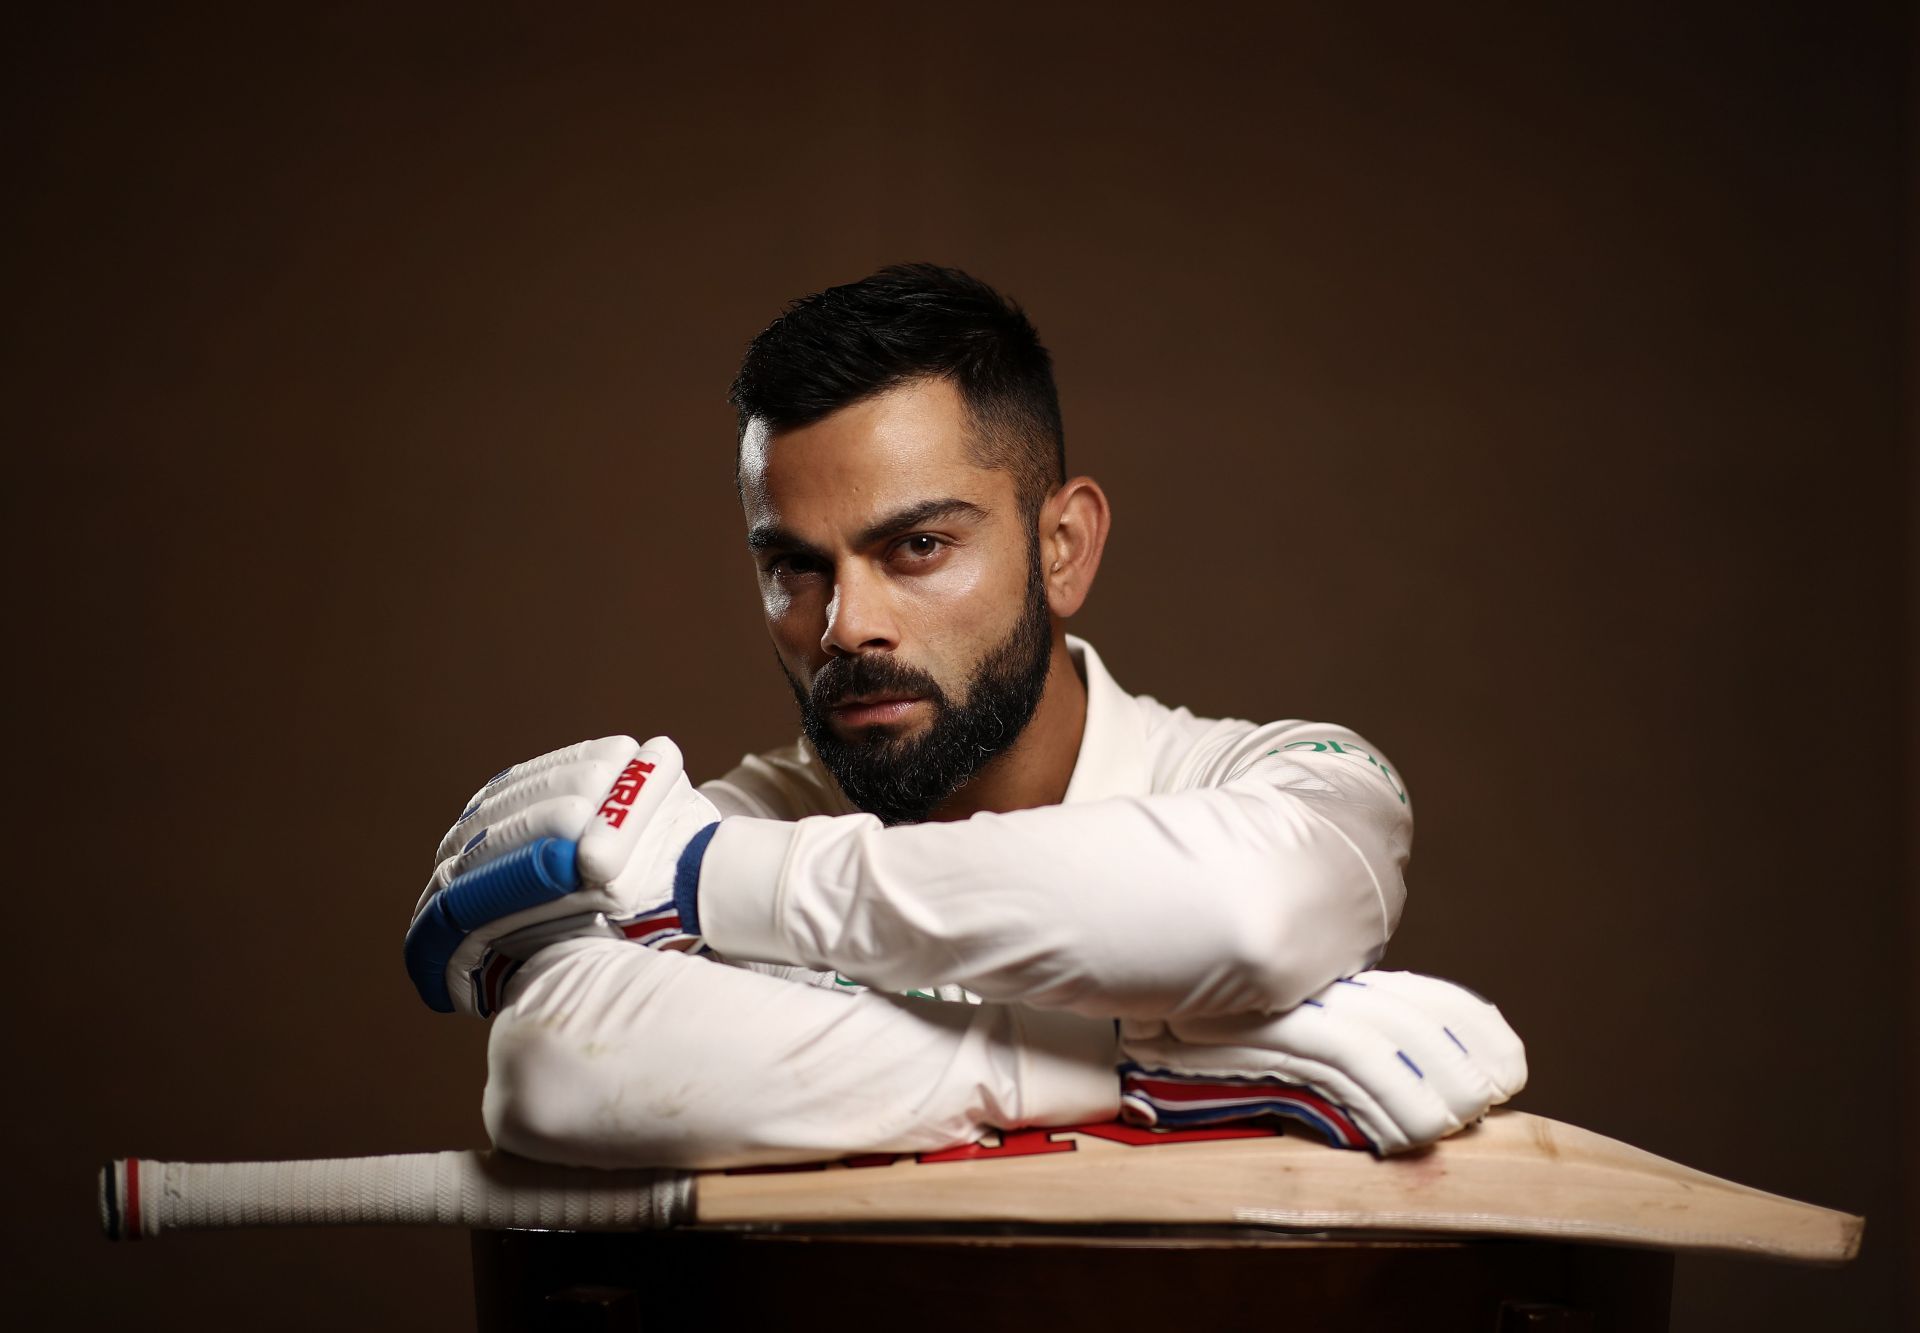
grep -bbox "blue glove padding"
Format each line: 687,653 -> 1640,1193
404,838 -> 582,1013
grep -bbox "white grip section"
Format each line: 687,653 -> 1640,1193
99,1150 -> 692,1239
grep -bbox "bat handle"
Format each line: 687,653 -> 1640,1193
99,1150 -> 690,1239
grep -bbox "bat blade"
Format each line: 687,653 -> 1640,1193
698,1111 -> 1860,1263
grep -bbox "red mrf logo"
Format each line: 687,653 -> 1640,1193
596,758 -> 656,828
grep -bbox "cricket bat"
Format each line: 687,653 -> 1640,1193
99,1110 -> 1860,1264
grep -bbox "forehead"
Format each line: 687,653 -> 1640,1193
739,378 -> 1010,536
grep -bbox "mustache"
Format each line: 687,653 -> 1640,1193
810,654 -> 946,710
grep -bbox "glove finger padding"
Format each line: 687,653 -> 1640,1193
415,794 -> 600,920
433,737 -> 638,866
1274,978 -> 1492,1149
1360,969 -> 1529,1101
1121,970 -> 1527,1155
576,740 -> 692,884
407,736 -> 719,1016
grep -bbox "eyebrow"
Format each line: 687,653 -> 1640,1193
747,497 -> 990,555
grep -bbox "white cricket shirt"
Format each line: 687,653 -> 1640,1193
483,638 -> 1412,1169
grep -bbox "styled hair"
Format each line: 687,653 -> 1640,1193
729,263 -> 1066,516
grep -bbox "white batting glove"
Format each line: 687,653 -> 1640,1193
404,735 -> 721,1017
1117,970 -> 1527,1155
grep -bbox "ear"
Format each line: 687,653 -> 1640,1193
1038,476 -> 1111,618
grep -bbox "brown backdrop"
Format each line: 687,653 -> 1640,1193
6,5 -> 1912,1329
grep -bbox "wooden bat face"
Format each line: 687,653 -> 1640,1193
697,1111 -> 1862,1265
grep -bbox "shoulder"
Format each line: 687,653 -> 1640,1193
1165,715 -> 1410,809
1085,643 -> 1407,807
699,737 -> 854,820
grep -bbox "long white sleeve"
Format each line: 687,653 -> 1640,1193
697,723 -> 1411,1020
479,642 -> 1411,1168
483,938 -> 1120,1169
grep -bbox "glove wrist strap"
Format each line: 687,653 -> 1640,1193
673,821 -> 721,936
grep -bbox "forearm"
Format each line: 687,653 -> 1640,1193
483,939 -> 1119,1169
698,760 -> 1406,1020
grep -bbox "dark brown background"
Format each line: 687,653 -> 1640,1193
5,5 -> 1912,1329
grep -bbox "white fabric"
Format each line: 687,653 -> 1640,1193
698,638 -> 1409,1015
486,940 -> 1120,1168
483,638 -> 1428,1168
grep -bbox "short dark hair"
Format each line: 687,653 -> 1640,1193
729,263 -> 1066,516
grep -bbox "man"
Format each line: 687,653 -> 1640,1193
405,264 -> 1524,1169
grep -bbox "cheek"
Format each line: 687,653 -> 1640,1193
953,542 -> 1029,610
909,559 -> 991,606
760,580 -> 825,668
897,548 -> 1029,651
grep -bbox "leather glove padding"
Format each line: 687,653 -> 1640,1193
1118,969 -> 1527,1154
406,735 -> 718,1016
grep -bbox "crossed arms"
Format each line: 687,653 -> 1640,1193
416,727 -> 1521,1168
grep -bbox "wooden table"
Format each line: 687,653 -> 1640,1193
472,1224 -> 1674,1332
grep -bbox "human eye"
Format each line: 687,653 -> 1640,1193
891,533 -> 947,565
763,552 -> 824,581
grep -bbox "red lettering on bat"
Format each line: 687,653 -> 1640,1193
717,1119 -> 1288,1177
912,1120 -> 1281,1165
917,1128 -> 1077,1163
910,1121 -> 1282,1167
595,758 -> 657,828
1071,1120 -> 1280,1147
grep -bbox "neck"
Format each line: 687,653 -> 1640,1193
928,631 -> 1087,820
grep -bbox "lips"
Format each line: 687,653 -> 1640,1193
829,695 -> 926,727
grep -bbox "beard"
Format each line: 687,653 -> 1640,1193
782,550 -> 1055,826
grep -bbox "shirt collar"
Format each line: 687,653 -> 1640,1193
1061,635 -> 1151,803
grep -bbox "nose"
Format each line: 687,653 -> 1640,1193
821,564 -> 899,658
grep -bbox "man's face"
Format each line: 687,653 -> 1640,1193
739,377 -> 1053,824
